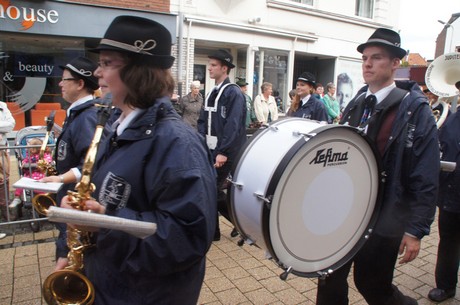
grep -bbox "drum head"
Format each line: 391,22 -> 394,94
265,125 -> 382,277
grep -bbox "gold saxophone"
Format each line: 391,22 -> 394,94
39,104 -> 111,305
37,110 -> 58,176
33,111 -> 59,215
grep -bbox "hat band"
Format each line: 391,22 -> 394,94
298,77 -> 312,83
366,38 -> 401,47
66,64 -> 93,77
100,38 -> 157,55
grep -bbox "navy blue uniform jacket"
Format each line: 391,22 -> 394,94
289,95 -> 328,122
341,81 -> 439,239
438,110 -> 460,213
197,78 -> 247,161
84,97 -> 217,305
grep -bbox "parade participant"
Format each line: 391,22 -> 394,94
236,78 -> 256,128
60,15 -> 217,304
41,56 -> 100,271
287,72 -> 328,122
428,110 -> 460,302
198,49 -> 246,241
316,28 -> 439,305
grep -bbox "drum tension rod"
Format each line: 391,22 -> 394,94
226,176 -> 243,189
292,131 -> 316,140
254,193 -> 272,209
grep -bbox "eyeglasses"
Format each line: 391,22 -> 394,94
97,59 -> 124,69
61,78 -> 77,82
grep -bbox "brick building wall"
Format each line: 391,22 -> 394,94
61,0 -> 170,13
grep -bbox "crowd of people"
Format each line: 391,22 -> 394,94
0,16 -> 458,304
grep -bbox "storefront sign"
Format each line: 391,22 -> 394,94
0,0 -> 59,30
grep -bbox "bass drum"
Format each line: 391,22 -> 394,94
228,118 -> 383,278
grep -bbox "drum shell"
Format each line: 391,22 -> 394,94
228,118 -> 383,277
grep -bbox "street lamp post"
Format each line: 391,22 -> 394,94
438,20 -> 455,52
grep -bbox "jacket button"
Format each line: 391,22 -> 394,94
146,130 -> 152,135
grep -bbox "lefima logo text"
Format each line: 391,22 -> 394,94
0,1 -> 59,30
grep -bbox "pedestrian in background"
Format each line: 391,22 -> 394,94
254,82 -> 278,124
321,82 -> 340,123
0,101 -> 15,226
178,80 -> 203,130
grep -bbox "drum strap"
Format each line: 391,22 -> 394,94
366,88 -> 408,142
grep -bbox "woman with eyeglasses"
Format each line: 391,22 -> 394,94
58,16 -> 217,305
40,56 -> 101,272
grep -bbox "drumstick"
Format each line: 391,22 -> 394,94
46,206 -> 157,239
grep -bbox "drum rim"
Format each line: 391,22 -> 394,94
263,125 -> 384,278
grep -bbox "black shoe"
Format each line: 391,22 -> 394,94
230,228 -> 239,237
428,288 -> 456,302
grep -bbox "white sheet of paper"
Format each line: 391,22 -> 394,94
12,177 -> 63,193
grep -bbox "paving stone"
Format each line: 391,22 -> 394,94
206,276 -> 235,293
237,256 -> 264,270
244,287 -> 279,304
232,276 -> 263,293
215,287 -> 249,304
274,287 -> 308,304
223,266 -> 251,280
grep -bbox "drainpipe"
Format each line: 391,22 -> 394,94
177,11 -> 184,97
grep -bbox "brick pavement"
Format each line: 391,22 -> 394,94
0,216 -> 459,305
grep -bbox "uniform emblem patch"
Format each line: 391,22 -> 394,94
99,171 -> 131,210
57,140 -> 68,161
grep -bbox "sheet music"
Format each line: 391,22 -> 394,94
46,206 -> 157,239
13,177 -> 63,193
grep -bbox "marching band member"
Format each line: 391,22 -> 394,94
61,16 -> 217,305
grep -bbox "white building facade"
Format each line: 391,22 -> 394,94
171,0 -> 402,111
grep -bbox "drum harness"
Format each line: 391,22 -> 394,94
204,83 -> 239,150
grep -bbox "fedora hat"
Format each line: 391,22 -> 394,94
208,49 -> 235,68
59,56 -> 99,90
357,28 -> 407,59
236,78 -> 248,87
93,15 -> 175,69
297,72 -> 316,88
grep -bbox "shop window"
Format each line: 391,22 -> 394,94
254,49 -> 289,113
0,32 -> 86,127
355,0 -> 374,18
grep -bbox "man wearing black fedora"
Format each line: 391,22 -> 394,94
198,49 -> 247,241
41,56 -> 101,271
316,28 -> 439,305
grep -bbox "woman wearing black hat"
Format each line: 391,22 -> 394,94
41,56 -> 101,271
59,16 -> 217,305
287,72 -> 328,122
